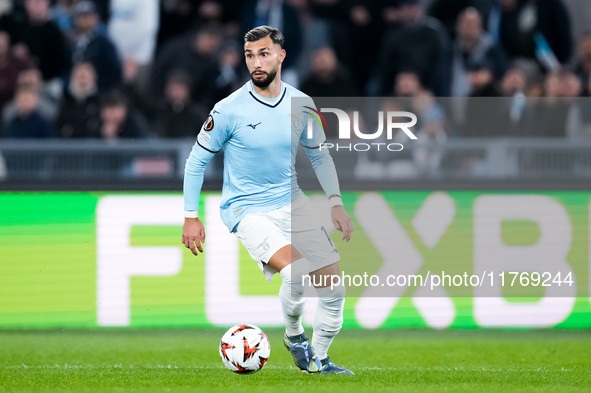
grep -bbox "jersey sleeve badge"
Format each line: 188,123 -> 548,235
203,115 -> 215,131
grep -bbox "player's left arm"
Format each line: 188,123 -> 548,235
297,97 -> 352,241
304,147 -> 353,242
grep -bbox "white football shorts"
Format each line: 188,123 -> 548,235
234,195 -> 341,281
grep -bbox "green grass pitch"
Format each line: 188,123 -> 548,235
1,329 -> 590,393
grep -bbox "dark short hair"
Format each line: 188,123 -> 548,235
166,69 -> 193,88
196,23 -> 223,38
72,61 -> 96,74
101,90 -> 129,108
73,0 -> 97,17
244,25 -> 284,48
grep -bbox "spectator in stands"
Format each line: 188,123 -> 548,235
373,97 -> 423,178
52,0 -> 108,39
574,32 -> 591,91
306,0 -> 348,36
95,89 -> 150,140
391,72 -> 447,150
148,70 -> 208,138
52,0 -> 76,38
0,30 -> 28,110
561,71 -> 591,138
0,0 -> 11,17
413,104 -> 448,176
379,0 -> 401,30
526,76 -> 544,97
196,1 -> 224,25
149,24 -> 222,108
108,0 -> 159,92
57,62 -> 100,138
527,71 -> 570,137
393,71 -> 423,97
340,1 -> 384,92
500,66 -> 528,132
562,69 -> 584,99
92,0 -> 111,23
543,71 -> 562,97
156,0 -> 197,52
557,70 -> 584,98
6,0 -> 70,81
462,61 -> 508,137
501,67 -> 528,97
300,46 -> 358,97
448,8 -> 507,97
467,61 -> 501,97
209,40 -> 249,104
523,71 -> 575,173
427,0 -> 491,39
305,0 -> 350,71
71,1 -> 121,92
3,67 -> 58,126
218,0 -> 244,35
498,0 -> 572,70
4,84 -> 55,138
377,0 -> 450,95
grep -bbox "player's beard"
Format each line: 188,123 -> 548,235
251,66 -> 278,88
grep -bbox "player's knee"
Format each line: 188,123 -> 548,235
332,283 -> 347,298
316,282 -> 346,299
281,258 -> 310,281
280,259 -> 310,298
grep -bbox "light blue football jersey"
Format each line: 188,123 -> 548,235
184,80 -> 334,232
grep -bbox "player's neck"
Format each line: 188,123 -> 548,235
252,76 -> 283,99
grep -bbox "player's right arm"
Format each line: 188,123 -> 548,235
182,109 -> 231,255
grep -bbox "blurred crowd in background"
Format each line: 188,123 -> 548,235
0,0 -> 590,142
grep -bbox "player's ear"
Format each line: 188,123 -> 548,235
279,49 -> 286,64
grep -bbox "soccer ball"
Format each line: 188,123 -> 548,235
219,324 -> 271,374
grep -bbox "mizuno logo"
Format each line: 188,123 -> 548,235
213,110 -> 221,114
247,122 -> 261,129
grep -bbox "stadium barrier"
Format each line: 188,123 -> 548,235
1,138 -> 591,186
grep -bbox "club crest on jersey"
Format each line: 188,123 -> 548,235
203,115 -> 215,131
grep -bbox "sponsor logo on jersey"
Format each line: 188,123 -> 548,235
200,132 -> 211,142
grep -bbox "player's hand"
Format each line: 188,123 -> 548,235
182,218 -> 206,256
331,206 -> 353,242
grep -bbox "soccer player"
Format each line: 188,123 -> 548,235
182,26 -> 353,375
